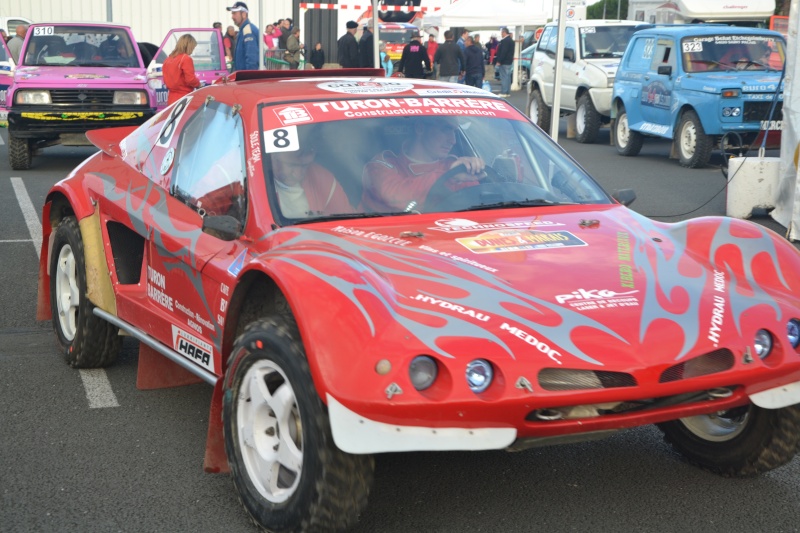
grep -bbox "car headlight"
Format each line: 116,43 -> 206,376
754,329 -> 773,359
787,319 -> 800,349
15,90 -> 51,105
113,91 -> 148,105
409,356 -> 437,391
722,107 -> 741,117
465,359 -> 493,393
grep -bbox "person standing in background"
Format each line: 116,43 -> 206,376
338,21 -> 359,68
263,24 -> 276,49
427,34 -> 438,66
359,19 -> 375,68
379,41 -> 393,76
309,42 -> 325,70
227,1 -> 259,71
285,26 -> 303,70
7,23 -> 27,63
278,18 -> 291,51
433,30 -> 465,83
397,31 -> 431,79
163,34 -> 201,105
463,35 -> 485,88
493,27 -> 513,97
457,29 -> 469,52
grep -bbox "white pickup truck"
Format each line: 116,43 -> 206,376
526,20 -> 646,143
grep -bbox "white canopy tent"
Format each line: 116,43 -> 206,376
423,0 -> 550,29
771,0 -> 800,238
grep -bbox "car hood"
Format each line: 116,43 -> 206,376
584,58 -> 622,78
13,65 -> 148,86
681,71 -> 783,94
263,205 -> 799,368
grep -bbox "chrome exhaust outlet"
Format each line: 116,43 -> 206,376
534,408 -> 563,421
708,387 -> 733,399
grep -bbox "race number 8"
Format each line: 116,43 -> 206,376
157,97 -> 190,147
263,126 -> 300,154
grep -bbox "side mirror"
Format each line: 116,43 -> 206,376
657,65 -> 672,77
612,189 -> 637,207
202,215 -> 241,241
564,48 -> 575,62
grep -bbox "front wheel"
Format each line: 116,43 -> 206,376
658,404 -> 800,477
50,217 -> 121,367
223,316 -> 375,533
9,135 -> 32,170
676,110 -> 713,168
575,93 -> 602,144
614,105 -> 643,157
527,86 -> 551,133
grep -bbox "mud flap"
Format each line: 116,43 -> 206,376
204,380 -> 229,473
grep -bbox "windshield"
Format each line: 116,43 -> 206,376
682,34 -> 785,72
580,25 -> 639,58
22,25 -> 139,67
381,30 -> 414,44
260,96 -> 611,225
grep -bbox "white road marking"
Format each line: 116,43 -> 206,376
11,177 -> 119,409
79,369 -> 120,408
0,239 -> 34,243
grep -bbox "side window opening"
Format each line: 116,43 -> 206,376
171,101 -> 247,228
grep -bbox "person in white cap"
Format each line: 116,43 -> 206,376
227,1 -> 260,71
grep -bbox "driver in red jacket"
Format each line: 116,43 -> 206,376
361,117 -> 485,212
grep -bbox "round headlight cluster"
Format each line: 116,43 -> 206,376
465,359 -> 493,393
787,319 -> 800,349
409,356 -> 437,391
754,329 -> 773,359
722,107 -> 741,117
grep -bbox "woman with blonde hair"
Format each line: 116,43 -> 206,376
163,34 -> 201,105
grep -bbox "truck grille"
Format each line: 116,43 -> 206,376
50,89 -> 116,106
743,101 -> 783,123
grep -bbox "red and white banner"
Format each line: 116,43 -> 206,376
299,3 -> 440,11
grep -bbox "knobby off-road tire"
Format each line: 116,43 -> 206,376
575,93 -> 602,144
676,109 -> 713,168
9,136 -> 32,171
528,86 -> 552,133
50,217 -> 121,367
658,404 -> 800,477
223,316 -> 375,533
614,105 -> 643,157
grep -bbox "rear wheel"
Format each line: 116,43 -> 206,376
50,217 -> 121,367
658,404 -> 800,477
614,105 -> 643,156
9,135 -> 32,170
575,93 -> 601,144
676,110 -> 713,168
527,86 -> 551,133
224,316 -> 374,532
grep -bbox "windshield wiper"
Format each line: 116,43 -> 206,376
456,199 -> 570,212
292,211 -> 417,224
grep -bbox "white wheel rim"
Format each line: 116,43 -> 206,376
679,409 -> 749,442
529,95 -> 539,122
55,244 -> 79,341
617,114 -> 630,147
681,120 -> 697,158
237,359 -> 303,503
576,104 -> 586,135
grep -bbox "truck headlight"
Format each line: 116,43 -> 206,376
113,91 -> 148,105
15,90 -> 51,105
607,77 -> 615,88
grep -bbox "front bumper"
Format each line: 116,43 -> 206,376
8,107 -> 154,139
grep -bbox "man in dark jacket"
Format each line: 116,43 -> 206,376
493,27 -> 514,97
433,30 -> 465,83
359,20 -> 375,67
464,35 -> 485,88
338,21 -> 360,68
397,31 -> 431,79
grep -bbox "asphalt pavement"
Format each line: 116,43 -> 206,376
1,90 -> 800,533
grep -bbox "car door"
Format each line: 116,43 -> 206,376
640,37 -> 676,130
146,28 -> 228,111
535,25 -> 556,105
0,36 -> 14,126
560,26 -> 579,111
615,34 -> 656,130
